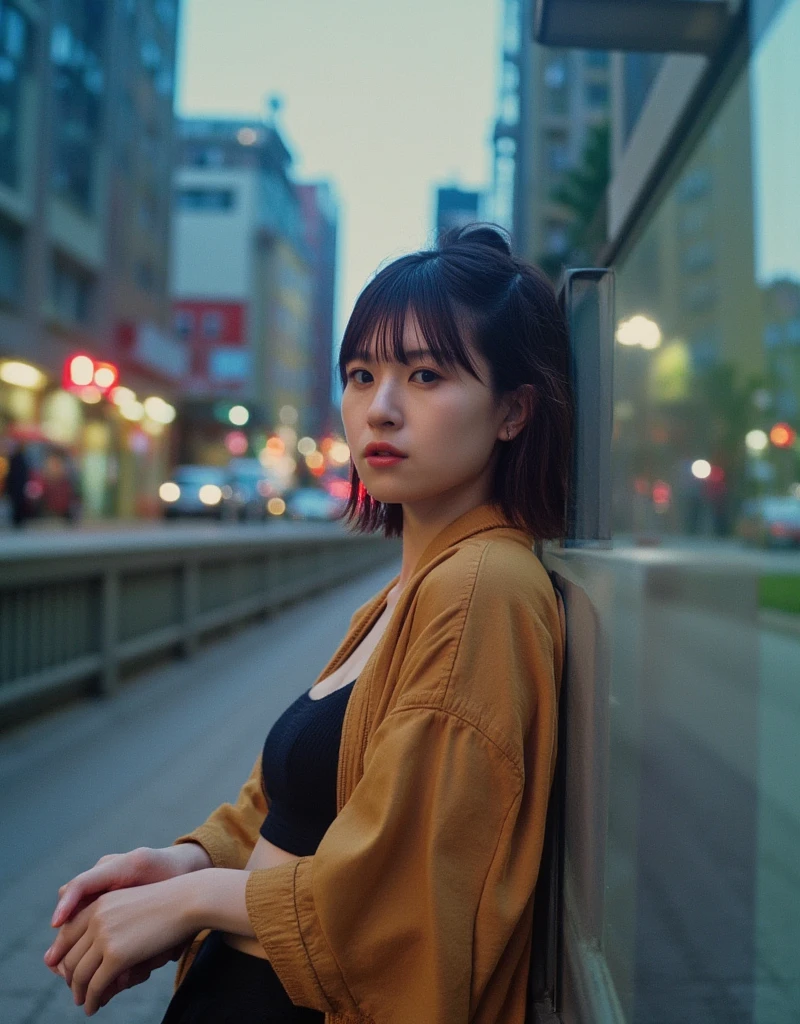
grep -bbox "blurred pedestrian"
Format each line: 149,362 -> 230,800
3,441 -> 31,528
43,225 -> 571,1023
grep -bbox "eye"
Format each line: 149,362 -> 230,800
410,369 -> 441,384
347,368 -> 373,385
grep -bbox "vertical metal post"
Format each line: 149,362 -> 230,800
560,268 -> 615,548
99,570 -> 120,695
181,559 -> 200,659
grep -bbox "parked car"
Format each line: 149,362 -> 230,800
735,495 -> 800,548
283,486 -> 345,522
159,465 -> 236,520
227,458 -> 283,521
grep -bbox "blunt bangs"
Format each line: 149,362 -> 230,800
337,256 -> 483,388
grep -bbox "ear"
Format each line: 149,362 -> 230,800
498,384 -> 535,442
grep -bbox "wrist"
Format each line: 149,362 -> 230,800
182,868 -> 254,938
171,841 -> 213,874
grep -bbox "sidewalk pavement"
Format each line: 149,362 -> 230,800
0,560 -> 398,1024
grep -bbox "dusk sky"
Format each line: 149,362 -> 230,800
176,0 -> 501,344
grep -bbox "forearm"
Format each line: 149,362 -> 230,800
172,840 -> 213,873
184,868 -> 256,939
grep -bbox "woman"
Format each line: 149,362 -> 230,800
44,224 -> 571,1022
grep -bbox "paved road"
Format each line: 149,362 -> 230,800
0,560 -> 399,1024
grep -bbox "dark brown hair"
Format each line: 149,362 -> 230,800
336,223 -> 573,540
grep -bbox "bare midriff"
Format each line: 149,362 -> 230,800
220,578 -> 402,960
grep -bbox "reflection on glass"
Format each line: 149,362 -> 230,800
608,3 -> 800,1020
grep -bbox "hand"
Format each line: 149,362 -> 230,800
49,844 -> 211,933
44,875 -> 199,1016
83,943 -> 187,1012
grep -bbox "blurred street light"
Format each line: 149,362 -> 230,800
616,315 -> 662,349
0,360 -> 46,389
745,429 -> 769,453
770,422 -> 796,449
229,404 -> 250,426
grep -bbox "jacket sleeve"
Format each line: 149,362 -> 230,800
172,753 -> 268,870
244,707 -> 525,1021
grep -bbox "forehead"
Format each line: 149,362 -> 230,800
354,313 -> 428,362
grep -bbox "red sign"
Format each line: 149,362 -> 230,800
171,301 -> 248,395
172,301 -> 246,346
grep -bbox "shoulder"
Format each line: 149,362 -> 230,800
416,533 -> 558,633
397,534 -> 562,765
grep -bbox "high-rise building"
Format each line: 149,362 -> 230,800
492,0 -> 611,269
435,187 -> 482,242
296,182 -> 339,438
170,115 -> 319,464
0,0 -> 184,518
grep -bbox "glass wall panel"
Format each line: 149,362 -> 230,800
608,3 -> 800,1021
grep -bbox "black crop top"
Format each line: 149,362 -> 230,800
259,680 -> 356,856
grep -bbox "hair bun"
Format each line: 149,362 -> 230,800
443,223 -> 512,257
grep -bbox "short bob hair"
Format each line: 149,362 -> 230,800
336,223 -> 573,541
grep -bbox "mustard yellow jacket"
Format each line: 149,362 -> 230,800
173,502 -> 566,1023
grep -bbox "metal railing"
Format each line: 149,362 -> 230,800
0,523 -> 400,727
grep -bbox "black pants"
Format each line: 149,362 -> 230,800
160,931 -> 324,1024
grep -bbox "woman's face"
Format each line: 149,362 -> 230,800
340,314 -> 512,511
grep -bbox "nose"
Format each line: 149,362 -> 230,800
365,375 -> 403,429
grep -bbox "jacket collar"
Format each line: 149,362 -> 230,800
412,502 -> 530,579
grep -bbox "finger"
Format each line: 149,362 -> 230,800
62,930 -> 94,988
98,975 -> 126,1009
45,906 -> 90,969
52,868 -> 114,928
71,945 -> 103,1008
85,959 -> 122,1017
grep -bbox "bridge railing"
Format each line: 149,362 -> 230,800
0,523 -> 399,727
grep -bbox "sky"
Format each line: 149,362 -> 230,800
175,0 -> 501,343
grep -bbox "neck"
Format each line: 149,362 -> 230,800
394,482 -> 495,593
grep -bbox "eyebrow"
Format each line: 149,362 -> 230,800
348,347 -> 434,364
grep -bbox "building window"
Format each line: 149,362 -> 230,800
0,216 -> 23,305
50,0 -> 106,213
176,187 -> 235,211
546,137 -> 571,172
585,82 -> 609,108
174,309 -> 194,339
187,145 -> 225,168
544,58 -> 569,116
545,224 -> 569,255
51,253 -> 92,323
0,2 -> 33,191
585,50 -> 609,69
201,310 -> 224,340
681,241 -> 715,273
135,260 -> 155,292
677,168 -> 712,202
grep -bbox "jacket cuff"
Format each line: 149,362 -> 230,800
245,860 -> 333,1013
172,824 -> 242,870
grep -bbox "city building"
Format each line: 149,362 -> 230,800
295,182 -> 339,439
0,0 -> 184,519
434,186 -> 483,242
170,114 -> 319,465
492,0 -> 610,271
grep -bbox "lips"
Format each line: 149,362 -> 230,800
363,443 -> 407,458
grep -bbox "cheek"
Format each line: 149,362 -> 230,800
422,393 -> 497,462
